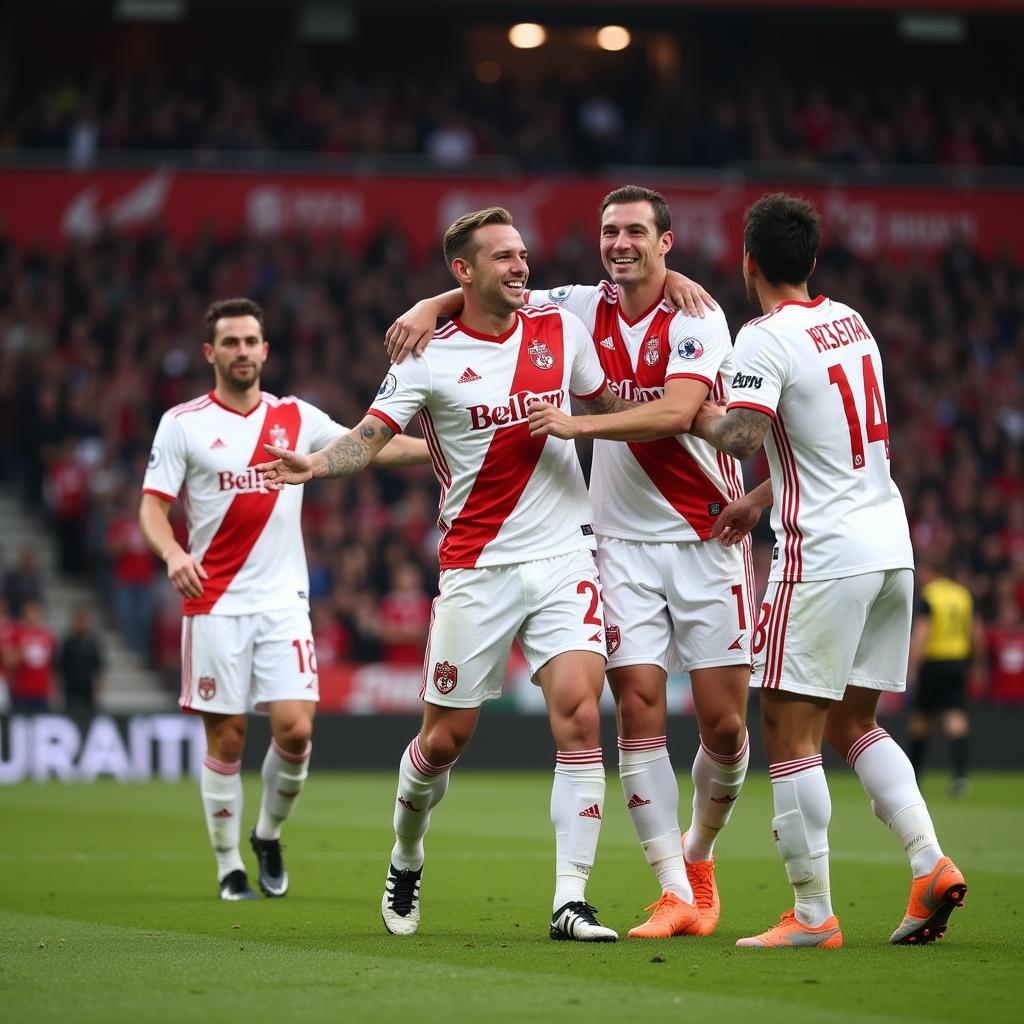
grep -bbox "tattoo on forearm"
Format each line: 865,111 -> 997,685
321,422 -> 394,477
710,408 -> 770,459
580,390 -> 636,416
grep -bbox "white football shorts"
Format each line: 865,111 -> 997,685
596,536 -> 754,674
752,568 -> 913,700
421,549 -> 608,708
180,607 -> 320,714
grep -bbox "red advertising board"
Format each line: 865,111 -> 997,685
3,168 -> 1022,265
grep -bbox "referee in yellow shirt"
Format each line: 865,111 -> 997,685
907,557 -> 985,797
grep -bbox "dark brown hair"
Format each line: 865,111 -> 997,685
743,193 -> 821,286
600,185 -> 671,236
205,297 -> 264,344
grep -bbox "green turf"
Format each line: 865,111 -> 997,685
1,771 -> 1022,1023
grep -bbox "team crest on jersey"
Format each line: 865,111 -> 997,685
269,424 -> 291,450
643,336 -> 661,366
148,447 -> 160,469
527,339 -> 556,370
433,660 -> 458,694
605,625 -> 621,656
198,676 -> 216,701
677,337 -> 704,360
549,285 -> 574,304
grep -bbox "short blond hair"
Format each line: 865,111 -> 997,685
442,207 -> 514,271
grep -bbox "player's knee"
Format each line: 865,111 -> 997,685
701,710 -> 746,755
558,698 -> 601,749
274,716 -> 313,752
419,724 -> 468,767
211,726 -> 245,763
616,685 -> 661,736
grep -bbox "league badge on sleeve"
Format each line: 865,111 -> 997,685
148,447 -> 161,469
677,337 -> 705,360
549,285 -> 574,304
377,372 -> 398,399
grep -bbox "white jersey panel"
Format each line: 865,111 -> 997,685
143,392 -> 347,615
530,282 -> 744,542
369,306 -> 604,570
728,296 -> 913,582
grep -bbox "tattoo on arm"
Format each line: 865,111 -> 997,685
579,388 -> 636,416
710,408 -> 770,459
321,421 -> 394,477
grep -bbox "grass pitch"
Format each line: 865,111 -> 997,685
2,770 -> 1022,1024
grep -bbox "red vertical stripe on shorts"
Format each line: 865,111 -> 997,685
438,320 -> 564,568
185,401 -> 302,614
761,581 -> 795,690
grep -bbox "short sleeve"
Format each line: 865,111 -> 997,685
367,356 -> 431,434
298,399 -> 349,452
726,323 -> 788,419
142,412 -> 189,503
527,283 -> 601,332
562,310 -> 607,400
666,306 -> 733,391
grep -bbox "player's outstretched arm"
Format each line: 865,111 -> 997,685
711,479 -> 773,546
371,434 -> 431,467
663,270 -> 717,319
386,289 -> 464,364
691,402 -> 771,459
258,414 -> 396,484
139,492 -> 208,599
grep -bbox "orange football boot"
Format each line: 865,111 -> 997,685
736,910 -> 843,948
890,857 -> 967,945
627,891 -> 701,938
682,833 -> 720,936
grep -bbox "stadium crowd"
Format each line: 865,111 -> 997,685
3,69 -> 1023,172
0,222 -> 1022,705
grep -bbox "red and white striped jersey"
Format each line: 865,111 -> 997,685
368,305 -> 607,570
527,282 -> 744,542
142,391 -> 346,615
728,295 -> 913,583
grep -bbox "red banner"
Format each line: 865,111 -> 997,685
5,168 -> 1023,264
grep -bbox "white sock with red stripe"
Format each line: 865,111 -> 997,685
684,731 -> 750,863
770,756 -> 833,928
201,755 -> 245,881
552,749 -> 605,911
255,739 -> 311,841
391,736 -> 456,872
847,727 -> 943,877
617,736 -> 691,901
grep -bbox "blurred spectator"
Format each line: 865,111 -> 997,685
0,597 -> 14,712
45,439 -> 90,576
105,492 -> 158,657
3,550 -> 46,619
7,599 -> 57,712
985,593 -> 1024,707
60,606 -> 104,713
378,562 -> 432,666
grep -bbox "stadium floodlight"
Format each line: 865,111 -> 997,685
596,26 -> 631,52
114,0 -> 183,21
509,23 -> 547,49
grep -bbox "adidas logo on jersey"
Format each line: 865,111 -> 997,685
579,803 -> 602,819
209,437 -> 227,449
457,367 -> 482,383
627,793 -> 652,809
599,336 -> 615,349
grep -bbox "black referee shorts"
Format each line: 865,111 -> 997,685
914,660 -> 969,714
